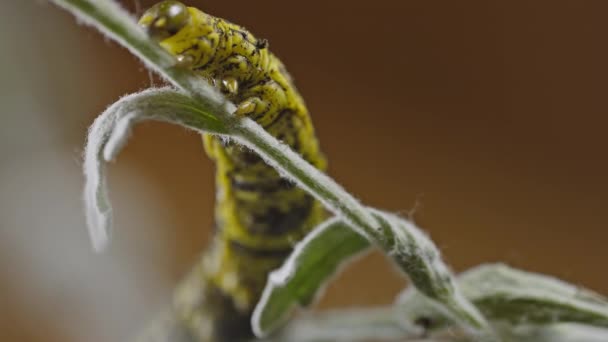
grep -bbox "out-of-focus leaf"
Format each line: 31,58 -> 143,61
261,307 -> 423,342
495,322 -> 608,342
398,263 -> 608,333
460,263 -> 608,327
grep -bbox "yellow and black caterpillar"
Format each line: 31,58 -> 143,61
139,1 -> 326,340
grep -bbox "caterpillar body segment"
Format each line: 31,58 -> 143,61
139,2 -> 326,340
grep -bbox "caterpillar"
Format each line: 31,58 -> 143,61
139,1 -> 326,341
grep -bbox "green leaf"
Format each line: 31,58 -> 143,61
460,264 -> 608,327
84,87 -> 228,251
494,323 -> 608,342
398,263 -> 608,332
261,307 -> 423,342
252,217 -> 371,337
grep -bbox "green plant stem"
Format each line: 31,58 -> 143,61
52,0 -> 489,337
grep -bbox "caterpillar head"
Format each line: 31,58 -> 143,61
139,1 -> 219,67
139,1 -> 190,41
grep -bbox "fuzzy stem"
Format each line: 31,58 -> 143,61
51,0 -> 489,337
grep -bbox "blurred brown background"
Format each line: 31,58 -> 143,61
1,1 -> 607,341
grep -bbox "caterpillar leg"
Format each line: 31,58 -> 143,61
220,77 -> 239,95
202,133 -> 218,160
234,97 -> 268,117
235,81 -> 288,127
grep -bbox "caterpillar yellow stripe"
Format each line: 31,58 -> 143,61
139,1 -> 326,340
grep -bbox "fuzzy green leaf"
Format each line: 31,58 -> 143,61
84,87 -> 228,251
460,264 -> 608,327
252,217 -> 371,337
261,307 -> 423,342
398,263 -> 608,332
